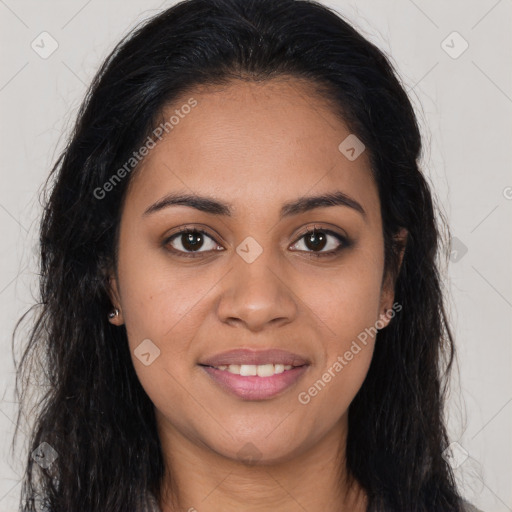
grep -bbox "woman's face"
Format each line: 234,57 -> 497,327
109,78 -> 402,465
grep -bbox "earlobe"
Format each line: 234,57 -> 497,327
378,271 -> 397,328
108,307 -> 121,322
107,274 -> 124,325
377,306 -> 394,330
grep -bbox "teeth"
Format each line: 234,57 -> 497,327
240,364 -> 256,376
274,364 -> 285,374
257,364 -> 275,377
214,363 -> 294,376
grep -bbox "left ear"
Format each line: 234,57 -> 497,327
106,272 -> 125,326
378,227 -> 408,328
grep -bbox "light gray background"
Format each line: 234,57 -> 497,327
1,1 -> 511,510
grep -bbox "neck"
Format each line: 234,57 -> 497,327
156,413 -> 367,512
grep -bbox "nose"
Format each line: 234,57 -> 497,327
215,249 -> 298,332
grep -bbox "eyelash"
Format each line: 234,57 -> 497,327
163,226 -> 350,259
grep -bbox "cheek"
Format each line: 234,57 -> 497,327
300,244 -> 385,344
296,285 -> 378,429
294,341 -> 374,446
116,233 -> 208,343
115,240 -> 223,409
293,245 -> 383,413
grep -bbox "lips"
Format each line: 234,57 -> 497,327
201,365 -> 309,400
198,348 -> 310,400
199,348 -> 309,368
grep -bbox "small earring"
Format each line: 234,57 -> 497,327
108,308 -> 120,319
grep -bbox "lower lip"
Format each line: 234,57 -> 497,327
200,365 -> 309,400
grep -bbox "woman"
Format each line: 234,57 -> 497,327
13,0 -> 482,510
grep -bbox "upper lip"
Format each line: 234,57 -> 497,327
199,348 -> 310,367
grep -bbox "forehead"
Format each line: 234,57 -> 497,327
124,78 -> 380,223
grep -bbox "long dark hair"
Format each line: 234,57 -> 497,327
13,0 -> 463,510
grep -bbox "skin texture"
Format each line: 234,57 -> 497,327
108,77 -> 406,512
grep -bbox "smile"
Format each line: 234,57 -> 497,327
199,363 -> 309,400
207,363 -> 295,376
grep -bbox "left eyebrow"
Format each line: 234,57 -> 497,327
280,191 -> 366,220
142,190 -> 366,220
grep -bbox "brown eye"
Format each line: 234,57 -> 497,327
165,229 -> 221,256
181,231 -> 205,251
304,230 -> 328,251
290,228 -> 348,257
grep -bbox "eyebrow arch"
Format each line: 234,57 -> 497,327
142,190 -> 366,219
